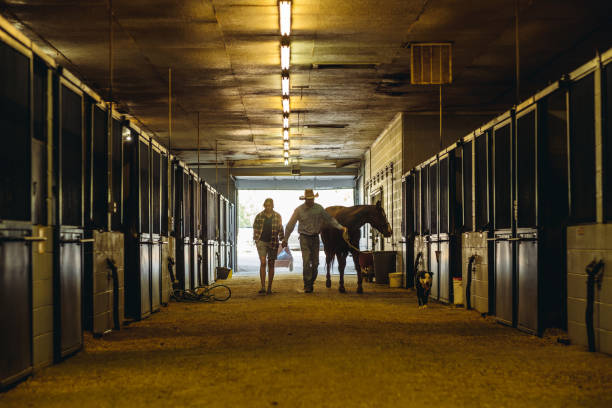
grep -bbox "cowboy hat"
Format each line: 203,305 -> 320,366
299,189 -> 319,200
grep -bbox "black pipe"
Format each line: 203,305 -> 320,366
466,255 -> 477,310
105,258 -> 120,331
585,259 -> 604,352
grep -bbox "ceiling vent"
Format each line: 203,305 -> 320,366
410,43 -> 452,85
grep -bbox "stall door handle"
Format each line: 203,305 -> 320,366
24,236 -> 48,242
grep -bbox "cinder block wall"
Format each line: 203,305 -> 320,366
462,232 -> 489,314
567,224 -> 612,353
32,226 -> 53,370
364,113 -> 404,274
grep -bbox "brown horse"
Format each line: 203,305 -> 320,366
320,202 -> 392,294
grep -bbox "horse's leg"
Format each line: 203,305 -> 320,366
351,250 -> 363,294
338,254 -> 347,293
325,250 -> 333,288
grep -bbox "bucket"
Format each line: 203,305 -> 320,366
216,267 -> 232,280
453,277 -> 463,305
389,272 -> 403,288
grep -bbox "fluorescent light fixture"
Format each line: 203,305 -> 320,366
283,150 -> 289,158
282,96 -> 290,113
279,1 -> 291,36
283,116 -> 289,128
281,45 -> 290,70
282,74 -> 290,96
283,129 -> 289,140
284,158 -> 289,166
284,141 -> 289,150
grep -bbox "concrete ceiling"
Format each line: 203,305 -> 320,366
1,0 -> 611,172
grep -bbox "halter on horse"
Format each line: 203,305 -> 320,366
320,202 -> 392,294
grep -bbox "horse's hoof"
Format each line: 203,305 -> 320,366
326,280 -> 331,288
339,286 -> 346,293
357,286 -> 363,294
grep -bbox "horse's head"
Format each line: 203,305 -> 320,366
370,201 -> 392,237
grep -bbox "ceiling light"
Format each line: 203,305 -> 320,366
284,158 -> 289,166
281,45 -> 290,70
283,116 -> 289,128
283,150 -> 289,158
122,127 -> 132,141
284,141 -> 289,150
282,96 -> 290,113
283,129 -> 289,140
282,74 -> 290,96
279,1 -> 291,36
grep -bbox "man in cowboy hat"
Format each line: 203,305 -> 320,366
282,189 -> 347,293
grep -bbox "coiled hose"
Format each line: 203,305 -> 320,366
466,255 -> 477,310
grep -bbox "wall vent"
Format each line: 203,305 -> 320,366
410,43 -> 452,85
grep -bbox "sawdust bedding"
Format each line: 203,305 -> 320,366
2,274 -> 611,407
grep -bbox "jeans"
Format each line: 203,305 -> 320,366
299,234 -> 319,289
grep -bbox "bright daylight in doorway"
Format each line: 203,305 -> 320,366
236,189 -> 355,276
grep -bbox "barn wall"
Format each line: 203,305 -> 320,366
364,113 -> 404,274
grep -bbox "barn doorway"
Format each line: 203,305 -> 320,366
235,188 -> 356,276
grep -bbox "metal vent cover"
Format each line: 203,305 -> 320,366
410,43 -> 452,85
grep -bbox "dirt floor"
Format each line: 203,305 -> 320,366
2,274 -> 611,408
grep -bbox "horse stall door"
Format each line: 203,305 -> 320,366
0,230 -> 32,388
428,161 -> 440,300
174,165 -> 187,290
54,79 -> 85,361
517,233 -> 538,333
438,155 -> 452,304
516,107 -> 539,334
0,38 -> 34,387
139,137 -> 152,318
493,119 -> 515,327
150,147 -> 162,312
150,242 -> 160,311
429,240 -> 439,300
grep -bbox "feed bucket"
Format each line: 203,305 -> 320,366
389,272 -> 403,288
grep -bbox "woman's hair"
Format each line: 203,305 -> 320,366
263,198 -> 274,207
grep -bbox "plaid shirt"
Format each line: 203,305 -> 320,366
253,211 -> 284,247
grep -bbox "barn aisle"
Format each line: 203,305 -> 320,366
2,275 -> 610,407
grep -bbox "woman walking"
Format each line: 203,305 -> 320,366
253,198 -> 284,294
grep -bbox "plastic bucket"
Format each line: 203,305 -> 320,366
389,272 -> 403,288
453,277 -> 463,305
